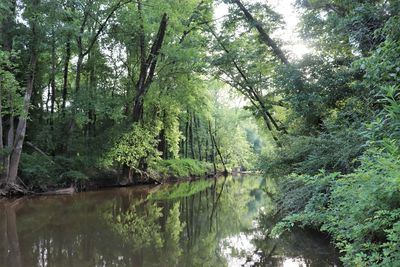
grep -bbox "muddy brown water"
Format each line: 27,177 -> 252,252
0,175 -> 342,267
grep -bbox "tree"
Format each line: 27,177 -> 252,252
1,0 -> 40,190
132,1 -> 168,122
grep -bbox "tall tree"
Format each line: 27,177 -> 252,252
0,0 -> 40,191
74,0 -> 130,92
7,0 -> 40,185
132,0 -> 168,122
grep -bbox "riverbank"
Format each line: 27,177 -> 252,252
0,158 -> 229,198
267,149 -> 400,266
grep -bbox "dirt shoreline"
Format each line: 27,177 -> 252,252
0,171 -> 229,199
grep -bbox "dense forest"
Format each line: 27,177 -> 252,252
0,0 -> 399,266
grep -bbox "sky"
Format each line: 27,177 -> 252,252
214,0 -> 311,59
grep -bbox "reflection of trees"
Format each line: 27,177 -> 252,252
0,176 -> 342,267
248,229 -> 342,267
105,197 -> 187,267
149,179 -> 213,200
177,176 -> 261,266
2,190 -> 161,266
105,198 -> 188,266
249,193 -> 342,267
1,200 -> 22,267
162,202 -> 184,266
106,201 -> 163,250
209,176 -> 227,232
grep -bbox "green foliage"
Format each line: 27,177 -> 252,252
4,2 -> 400,266
261,125 -> 364,176
0,51 -> 23,117
210,88 -> 261,170
356,16 -> 400,95
270,90 -> 400,266
262,3 -> 400,265
19,153 -> 89,189
2,0 -> 268,190
105,123 -> 160,169
272,149 -> 400,266
19,153 -> 58,188
152,158 -> 212,178
272,172 -> 337,220
275,55 -> 357,133
145,91 -> 183,159
58,170 -> 88,185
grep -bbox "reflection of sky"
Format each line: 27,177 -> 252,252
282,258 -> 307,267
220,232 -> 259,266
220,231 -> 314,267
3,175 -> 340,267
220,177 -> 263,266
219,177 -> 340,267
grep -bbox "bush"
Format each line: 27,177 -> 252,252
152,159 -> 212,178
261,126 -> 365,176
19,152 -> 59,189
58,170 -> 88,186
271,149 -> 400,266
20,153 -> 90,190
104,123 -> 160,169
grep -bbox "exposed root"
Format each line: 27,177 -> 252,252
0,182 -> 29,197
130,167 -> 162,185
140,170 -> 162,184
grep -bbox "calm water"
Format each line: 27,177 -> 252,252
0,175 -> 341,267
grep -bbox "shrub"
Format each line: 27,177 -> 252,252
152,158 -> 212,177
58,170 -> 88,186
104,123 -> 160,169
19,152 -> 58,189
20,153 -> 90,190
271,149 -> 400,266
261,126 -> 365,176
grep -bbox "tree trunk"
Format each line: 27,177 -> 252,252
132,8 -> 168,123
231,0 -> 305,91
231,0 -> 289,65
62,37 -> 71,114
194,115 -> 202,161
189,113 -> 195,159
0,0 -> 17,182
185,116 -> 189,158
123,4 -> 168,180
132,95 -> 144,123
208,120 -> 227,175
208,121 -> 216,174
88,49 -> 97,138
158,128 -> 167,159
208,26 -> 286,139
75,54 -> 83,93
7,1 -> 39,184
205,138 -> 209,162
50,27 -> 56,117
0,80 -> 4,183
4,113 -> 14,180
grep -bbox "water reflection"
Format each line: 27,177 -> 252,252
0,176 -> 341,267
1,201 -> 22,267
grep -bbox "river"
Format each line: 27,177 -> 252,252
0,175 -> 341,267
